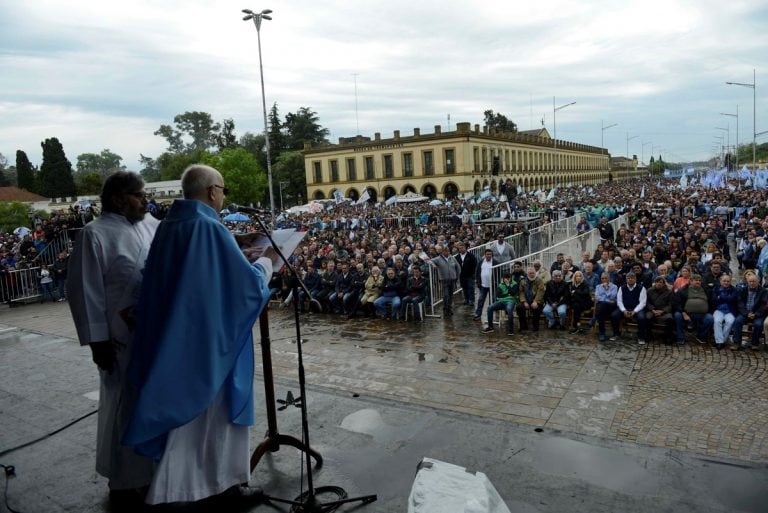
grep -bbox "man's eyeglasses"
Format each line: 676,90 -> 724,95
211,184 -> 230,195
127,192 -> 148,200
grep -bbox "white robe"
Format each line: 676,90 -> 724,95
145,256 -> 272,505
67,212 -> 160,490
145,387 -> 250,504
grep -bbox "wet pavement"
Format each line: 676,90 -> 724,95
1,301 -> 767,512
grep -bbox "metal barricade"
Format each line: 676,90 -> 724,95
31,230 -> 73,267
485,214 -> 629,303
2,266 -> 43,304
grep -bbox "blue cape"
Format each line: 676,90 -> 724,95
122,200 -> 270,459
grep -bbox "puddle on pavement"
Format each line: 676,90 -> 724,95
531,437 -> 660,494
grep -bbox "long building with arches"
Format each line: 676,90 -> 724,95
304,121 -> 629,203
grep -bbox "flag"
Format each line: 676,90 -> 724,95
356,189 -> 370,205
333,190 -> 344,204
546,187 -> 557,201
679,174 -> 688,189
739,165 -> 752,179
385,194 -> 397,206
640,185 -> 645,198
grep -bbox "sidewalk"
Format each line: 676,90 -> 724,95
1,301 -> 767,512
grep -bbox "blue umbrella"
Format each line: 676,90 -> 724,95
223,212 -> 250,222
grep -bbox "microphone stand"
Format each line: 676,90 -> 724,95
245,213 -> 322,471
247,213 -> 377,512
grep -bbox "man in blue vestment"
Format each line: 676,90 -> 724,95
123,164 -> 274,506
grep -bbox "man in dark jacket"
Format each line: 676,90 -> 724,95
672,274 -> 713,345
732,273 -> 768,349
455,242 -> 477,307
543,270 -> 569,329
399,266 -> 427,321
641,276 -> 674,343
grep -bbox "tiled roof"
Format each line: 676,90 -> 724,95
0,187 -> 49,202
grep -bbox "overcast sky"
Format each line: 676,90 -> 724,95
1,0 -> 766,172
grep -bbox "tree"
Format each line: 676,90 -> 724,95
77,172 -> 104,195
216,118 -> 238,151
16,150 -> 36,192
174,111 -> 221,152
203,148 -> 267,206
483,110 -> 517,132
284,107 -> 329,149
139,154 -> 162,182
154,124 -> 185,153
76,149 -> 124,178
239,132 -> 268,171
38,138 -> 77,198
156,151 -> 211,181
268,103 -> 285,161
272,150 -> 306,207
154,111 -> 221,154
0,201 -> 30,232
0,153 -> 11,186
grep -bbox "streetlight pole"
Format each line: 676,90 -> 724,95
626,133 -> 638,158
721,107 -> 739,169
641,141 -> 651,166
242,8 -> 275,219
715,126 -> 730,167
726,69 -> 756,171
601,120 -> 617,151
553,96 -> 576,174
279,180 -> 289,210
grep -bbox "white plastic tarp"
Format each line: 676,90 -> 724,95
407,457 -> 511,513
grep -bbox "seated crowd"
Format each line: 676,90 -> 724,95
260,175 -> 768,351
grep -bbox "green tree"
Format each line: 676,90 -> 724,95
483,110 -> 517,132
217,118 -> 238,151
139,154 -> 162,182
76,149 -> 124,178
268,103 -> 285,161
284,107 -> 329,149
76,172 -> 104,195
16,150 -> 36,192
203,148 -> 267,206
272,150 -> 306,207
154,124 -> 185,153
0,201 -> 31,232
38,138 -> 76,198
239,132 -> 268,171
154,111 -> 221,154
0,153 -> 11,186
158,150 -> 211,181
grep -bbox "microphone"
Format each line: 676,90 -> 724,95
228,203 -> 263,214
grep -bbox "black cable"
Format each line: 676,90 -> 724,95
0,409 -> 97,457
0,464 -> 21,513
0,410 -> 98,513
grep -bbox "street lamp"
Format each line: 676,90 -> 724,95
553,97 -> 576,173
715,126 -> 730,164
641,141 -> 651,166
721,107 -> 739,168
626,133 -> 638,158
279,180 -> 289,210
726,69 -> 756,171
600,120 -> 617,170
242,8 -> 275,219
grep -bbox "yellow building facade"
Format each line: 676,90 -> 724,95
304,121 -> 612,202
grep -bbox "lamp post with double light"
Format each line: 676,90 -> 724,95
242,8 -> 275,219
553,97 -> 576,174
720,107 -> 739,169
726,69 -> 756,171
601,120 -> 617,171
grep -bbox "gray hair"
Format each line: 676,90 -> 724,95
181,164 -> 220,199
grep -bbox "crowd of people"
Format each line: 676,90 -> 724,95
4,164 -> 760,510
256,175 -> 768,352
